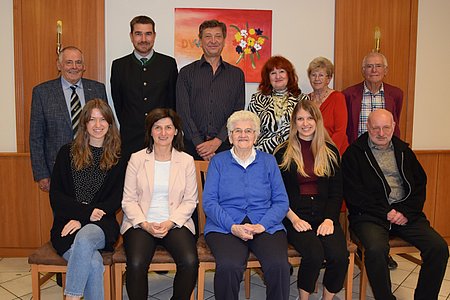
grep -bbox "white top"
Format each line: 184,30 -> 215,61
146,160 -> 170,223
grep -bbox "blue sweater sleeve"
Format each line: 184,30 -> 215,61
202,157 -> 236,232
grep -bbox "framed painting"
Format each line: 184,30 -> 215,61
174,8 -> 272,83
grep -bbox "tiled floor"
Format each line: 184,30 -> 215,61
1,251 -> 450,299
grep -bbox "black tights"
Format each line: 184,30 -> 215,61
123,227 -> 198,300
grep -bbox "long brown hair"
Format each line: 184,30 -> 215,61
71,99 -> 121,171
276,100 -> 338,177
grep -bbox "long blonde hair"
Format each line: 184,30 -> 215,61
71,99 -> 121,171
276,100 -> 338,177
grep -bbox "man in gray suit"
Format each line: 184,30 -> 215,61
30,46 -> 107,192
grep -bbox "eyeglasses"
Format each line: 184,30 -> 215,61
364,64 -> 385,70
231,128 -> 256,135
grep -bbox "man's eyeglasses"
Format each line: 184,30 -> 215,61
364,64 -> 385,70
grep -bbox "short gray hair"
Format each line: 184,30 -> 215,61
58,46 -> 84,64
362,51 -> 388,68
227,110 -> 261,136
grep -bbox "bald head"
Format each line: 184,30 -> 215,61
367,109 -> 396,149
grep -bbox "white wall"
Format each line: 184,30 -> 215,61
0,0 -> 16,152
1,0 -> 449,151
413,0 -> 450,149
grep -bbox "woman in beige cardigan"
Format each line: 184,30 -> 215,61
121,108 -> 199,300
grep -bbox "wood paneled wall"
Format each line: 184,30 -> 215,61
334,0 -> 418,144
13,0 -> 105,153
0,151 -> 449,256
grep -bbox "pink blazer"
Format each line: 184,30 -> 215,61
120,148 -> 198,235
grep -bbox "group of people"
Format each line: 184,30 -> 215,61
28,14 -> 448,300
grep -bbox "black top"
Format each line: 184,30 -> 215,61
71,146 -> 106,204
275,142 -> 342,223
111,52 -> 178,156
342,133 -> 427,227
176,56 -> 245,146
49,143 -> 127,255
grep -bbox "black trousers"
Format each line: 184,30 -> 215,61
351,216 -> 449,300
286,221 -> 349,293
205,230 -> 290,300
123,227 -> 199,300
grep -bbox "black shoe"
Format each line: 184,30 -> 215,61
155,271 -> 169,275
388,255 -> 398,270
56,273 -> 63,287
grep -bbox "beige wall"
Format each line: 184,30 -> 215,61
0,0 -> 16,152
1,0 -> 449,151
413,0 -> 450,150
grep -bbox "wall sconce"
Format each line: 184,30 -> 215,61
374,26 -> 381,53
56,20 -> 62,55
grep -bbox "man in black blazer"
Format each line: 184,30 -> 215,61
110,15 -> 178,157
30,46 -> 107,192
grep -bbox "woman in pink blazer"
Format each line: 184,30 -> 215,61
121,108 -> 199,300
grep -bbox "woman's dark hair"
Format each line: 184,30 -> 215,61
144,108 -> 184,153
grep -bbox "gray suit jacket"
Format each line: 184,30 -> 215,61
29,77 -> 107,181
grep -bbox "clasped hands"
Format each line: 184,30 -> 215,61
387,209 -> 408,226
231,223 -> 265,241
196,138 -> 222,161
140,220 -> 175,238
292,217 -> 334,236
60,208 -> 106,237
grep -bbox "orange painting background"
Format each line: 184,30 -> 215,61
174,8 -> 272,83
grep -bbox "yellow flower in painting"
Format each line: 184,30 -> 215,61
249,28 -> 256,35
257,37 -> 265,45
247,37 -> 256,47
244,47 -> 252,54
234,32 -> 242,42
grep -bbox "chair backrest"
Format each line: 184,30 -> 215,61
194,160 -> 209,235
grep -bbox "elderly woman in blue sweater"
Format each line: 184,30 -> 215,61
203,110 -> 291,300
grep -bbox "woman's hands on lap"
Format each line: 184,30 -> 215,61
140,220 -> 175,238
90,208 -> 106,222
317,218 -> 334,236
61,220 -> 81,237
231,223 -> 266,241
291,217 -> 312,232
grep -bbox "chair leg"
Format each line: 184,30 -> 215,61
359,251 -> 368,300
345,252 -> 355,300
104,265 -> 111,300
31,265 -> 41,300
244,268 -> 251,299
197,265 -> 206,300
114,264 -> 124,300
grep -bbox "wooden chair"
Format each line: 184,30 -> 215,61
28,241 -> 112,300
194,160 -> 356,300
351,232 -> 422,300
111,244 -> 194,300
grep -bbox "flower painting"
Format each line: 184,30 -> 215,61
174,8 -> 272,83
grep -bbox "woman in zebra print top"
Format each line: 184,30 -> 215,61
248,56 -> 308,154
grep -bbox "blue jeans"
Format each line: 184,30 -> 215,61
63,223 -> 106,299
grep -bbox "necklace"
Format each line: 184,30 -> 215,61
311,89 -> 331,106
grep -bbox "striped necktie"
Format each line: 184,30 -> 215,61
70,85 -> 82,137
